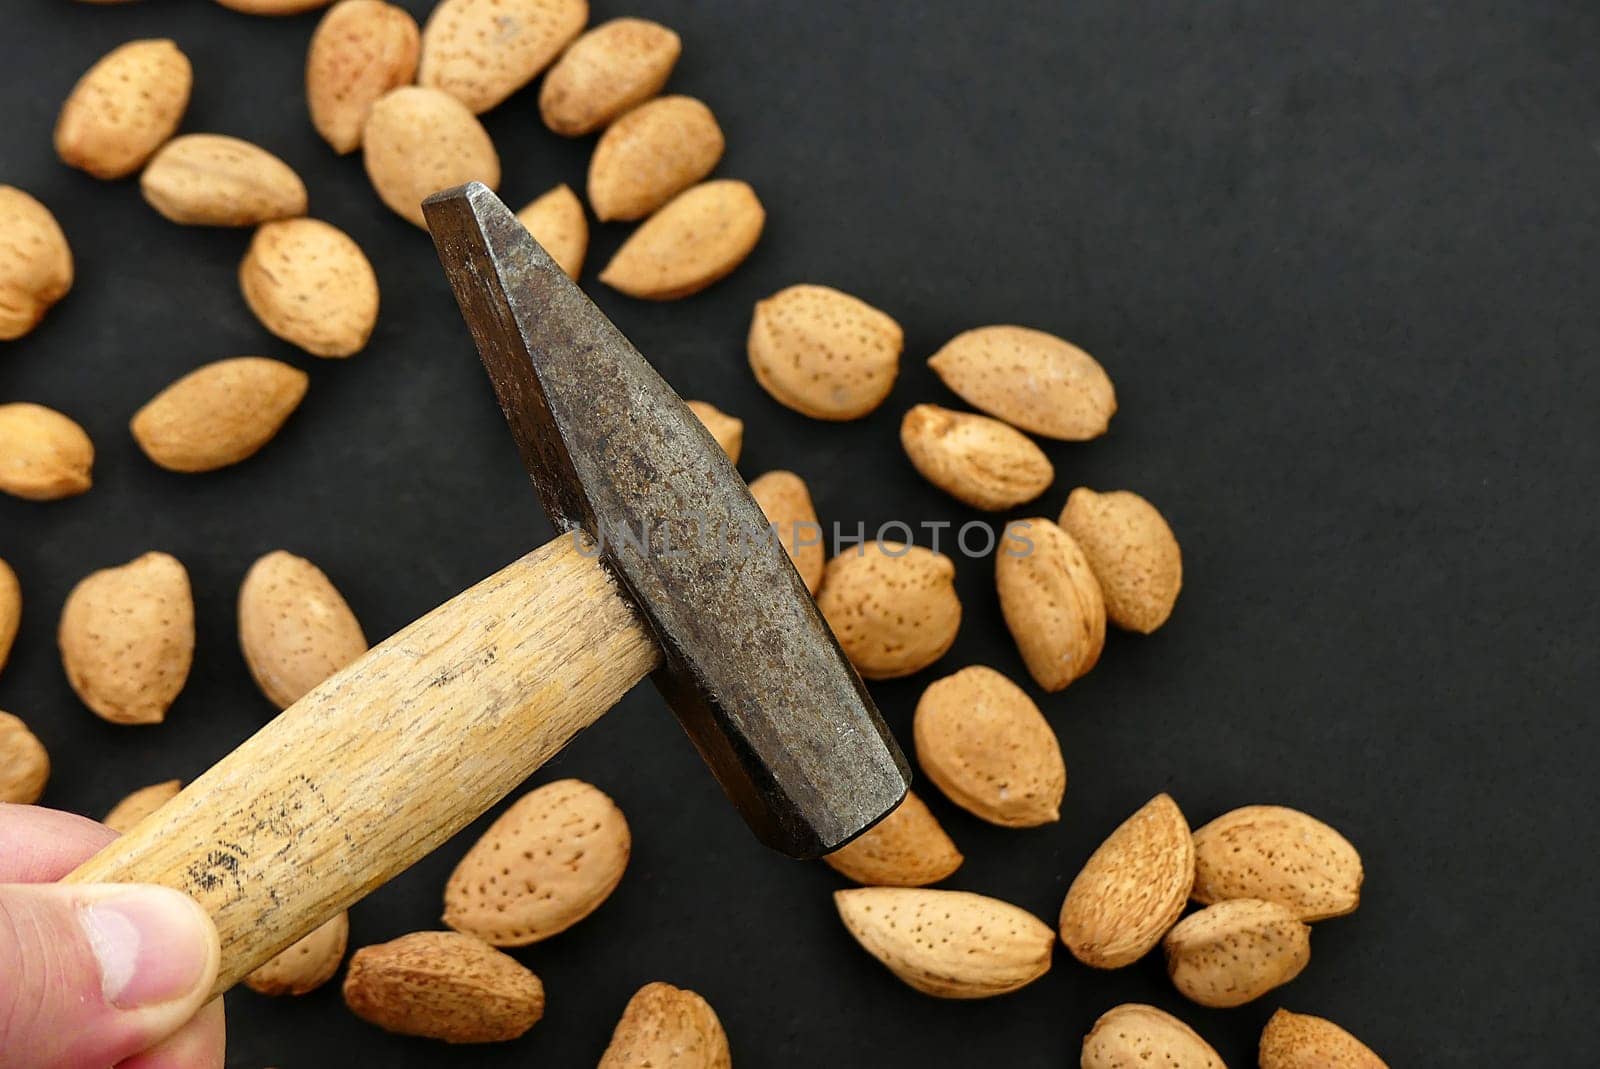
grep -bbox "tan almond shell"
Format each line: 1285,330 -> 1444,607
0,403 -> 94,501
238,550 -> 368,709
600,180 -> 764,300
516,184 -> 588,280
443,778 -> 630,946
914,665 -> 1065,828
306,0 -> 420,154
1164,898 -> 1311,1008
245,910 -> 350,996
363,86 -> 501,228
215,0 -> 336,12
835,887 -> 1053,999
0,711 -> 49,805
685,401 -> 743,463
55,39 -> 192,179
901,404 -> 1053,510
342,930 -> 545,1043
240,218 -> 379,358
588,96 -> 724,221
928,325 -> 1116,440
1081,1003 -> 1228,1069
1059,793 -> 1195,969
140,135 -> 308,227
822,790 -> 962,887
816,541 -> 961,680
0,186 -> 74,340
597,982 -> 731,1069
104,779 -> 182,833
1059,487 -> 1182,633
748,284 -> 904,421
1260,1008 -> 1389,1069
747,470 -> 825,594
130,357 -> 309,473
59,552 -> 194,726
1191,805 -> 1364,921
996,518 -> 1105,691
418,0 -> 588,114
0,558 -> 18,677
540,18 -> 682,137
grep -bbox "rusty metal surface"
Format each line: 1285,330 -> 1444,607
422,183 -> 909,858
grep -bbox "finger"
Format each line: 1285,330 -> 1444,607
0,803 -> 119,881
0,882 -> 220,1069
118,998 -> 226,1069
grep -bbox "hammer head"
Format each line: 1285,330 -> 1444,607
423,184 -> 910,858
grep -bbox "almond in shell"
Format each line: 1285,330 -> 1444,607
835,887 -> 1053,999
747,470 -> 825,594
0,403 -> 94,501
419,0 -> 588,114
241,218 -> 379,357
238,550 -> 368,709
928,325 -> 1116,440
901,404 -> 1052,510
215,0 -> 336,12
104,779 -> 182,833
0,558 -> 18,676
1259,1009 -> 1389,1069
59,552 -> 194,725
748,285 -> 903,421
823,791 -> 962,887
588,96 -> 724,222
599,180 -> 763,301
140,135 -> 307,227
246,911 -> 350,996
363,86 -> 501,228
443,778 -> 629,945
598,982 -> 730,1069
686,400 -> 743,462
0,711 -> 49,805
55,39 -> 192,179
996,518 -> 1105,692
1081,1003 -> 1227,1069
343,930 -> 545,1043
1164,898 -> 1311,1008
306,0 -> 421,153
516,184 -> 587,280
540,18 -> 681,137
131,357 -> 309,473
1191,805 -> 1363,921
1059,487 -> 1182,633
0,186 -> 74,340
1058,793 -> 1194,969
817,541 -> 960,680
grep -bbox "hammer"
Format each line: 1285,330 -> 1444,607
65,183 -> 911,995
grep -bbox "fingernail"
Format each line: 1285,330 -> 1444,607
79,888 -> 213,1009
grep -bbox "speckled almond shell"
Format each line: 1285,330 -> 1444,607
54,39 -> 191,179
419,0 -> 588,114
131,357 -> 309,473
996,518 -> 1105,691
362,86 -> 501,228
215,0 -> 336,12
1081,1003 -> 1227,1069
58,552 -> 194,726
835,887 -> 1053,999
515,184 -> 588,280
104,779 -> 181,833
0,403 -> 93,501
0,186 -> 74,340
600,180 -> 763,301
901,404 -> 1053,510
587,96 -> 724,221
748,284 -> 903,421
240,218 -> 379,357
0,711 -> 49,805
443,778 -> 630,946
246,910 -> 350,996
306,0 -> 420,155
816,541 -> 961,680
747,470 -> 825,594
238,550 -> 368,709
540,18 -> 681,137
140,135 -> 308,227
342,930 -> 545,1043
1059,487 -> 1182,633
685,401 -> 742,463
1058,793 -> 1195,969
1164,898 -> 1311,1008
822,790 -> 962,887
913,665 -> 1065,828
928,325 -> 1116,441
1259,1009 -> 1389,1069
1,558 -> 20,678
1191,805 -> 1363,921
597,982 -> 731,1069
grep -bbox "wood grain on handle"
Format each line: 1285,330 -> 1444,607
66,534 -> 661,995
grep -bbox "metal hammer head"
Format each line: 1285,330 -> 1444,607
422,183 -> 910,859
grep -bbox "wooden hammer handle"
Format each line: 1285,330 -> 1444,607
66,534 -> 661,995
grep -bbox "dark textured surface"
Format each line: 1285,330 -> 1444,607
1,1 -> 1595,1065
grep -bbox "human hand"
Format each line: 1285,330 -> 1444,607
0,802 -> 224,1069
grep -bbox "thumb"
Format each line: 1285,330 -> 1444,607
0,883 -> 220,1069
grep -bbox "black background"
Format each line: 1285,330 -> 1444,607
3,1 -> 1597,1065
